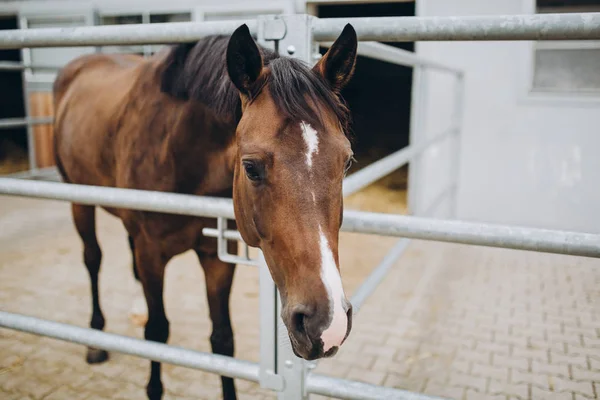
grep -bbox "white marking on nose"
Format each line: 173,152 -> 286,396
300,121 -> 319,169
318,226 -> 348,352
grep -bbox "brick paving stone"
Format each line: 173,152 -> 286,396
510,368 -> 550,390
552,377 -> 595,398
530,386 -> 573,400
370,358 -> 410,375
571,366 -> 600,382
492,353 -> 529,371
383,373 -> 426,393
511,346 -> 550,363
547,332 -> 585,348
465,389 -> 508,400
346,368 -> 387,386
531,360 -> 570,379
455,348 -> 493,365
450,359 -> 472,375
564,326 -> 599,340
550,351 -> 590,370
566,345 -> 600,360
475,342 -> 511,357
471,363 -> 509,381
361,343 -> 397,359
582,337 -> 600,348
448,372 -> 487,393
488,380 -> 529,399
577,394 -> 598,400
423,381 -> 465,400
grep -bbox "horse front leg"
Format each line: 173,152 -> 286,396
134,236 -> 170,400
196,250 -> 237,400
72,204 -> 109,364
128,234 -> 148,327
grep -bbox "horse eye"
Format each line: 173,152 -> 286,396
243,160 -> 264,182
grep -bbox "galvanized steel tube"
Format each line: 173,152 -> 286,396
0,178 -> 236,219
313,13 -> 600,42
1,178 -> 599,258
0,20 -> 258,49
0,311 -> 260,382
306,373 -> 446,400
342,210 -> 600,258
357,41 -> 459,73
343,130 -> 452,197
0,61 -> 61,71
350,239 -> 411,312
0,117 -> 54,129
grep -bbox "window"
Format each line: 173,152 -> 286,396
532,0 -> 600,94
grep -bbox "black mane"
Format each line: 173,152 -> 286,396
160,35 -> 350,133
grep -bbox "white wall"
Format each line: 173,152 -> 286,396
417,0 -> 600,233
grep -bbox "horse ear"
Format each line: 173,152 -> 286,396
227,24 -> 264,96
313,24 -> 357,92
160,42 -> 196,100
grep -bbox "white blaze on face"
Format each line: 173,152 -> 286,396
300,121 -> 319,169
318,226 -> 348,352
301,121 -> 347,350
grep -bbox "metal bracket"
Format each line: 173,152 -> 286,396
201,218 -> 258,266
261,17 -> 287,41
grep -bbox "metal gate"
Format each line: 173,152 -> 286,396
1,12 -> 599,400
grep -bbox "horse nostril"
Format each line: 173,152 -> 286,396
292,311 -> 307,335
289,304 -> 314,337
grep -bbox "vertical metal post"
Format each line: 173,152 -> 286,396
408,66 -> 428,216
142,12 -> 152,58
18,17 -> 37,175
276,294 -> 308,400
256,16 -> 283,393
258,252 -> 284,391
450,73 -> 465,218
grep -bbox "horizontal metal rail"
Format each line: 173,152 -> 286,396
0,13 -> 596,50
342,209 -> 600,258
313,13 -> 600,42
3,167 -> 61,181
320,41 -> 460,73
0,311 -> 259,381
343,129 -> 454,197
0,310 -> 442,399
306,373 -> 444,400
0,61 -> 61,71
0,177 -> 236,218
0,178 -> 599,258
0,117 -> 54,129
350,239 -> 411,312
0,19 -> 257,49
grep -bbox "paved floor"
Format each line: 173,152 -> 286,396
1,194 -> 599,400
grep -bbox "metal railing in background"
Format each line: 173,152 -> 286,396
0,61 -> 58,179
1,13 -> 599,400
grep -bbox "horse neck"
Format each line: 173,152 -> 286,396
166,102 -> 238,197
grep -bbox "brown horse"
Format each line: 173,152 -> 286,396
53,24 -> 358,400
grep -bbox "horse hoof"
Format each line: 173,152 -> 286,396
86,348 -> 109,364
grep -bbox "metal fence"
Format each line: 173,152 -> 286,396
0,12 -> 599,400
0,60 -> 58,180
